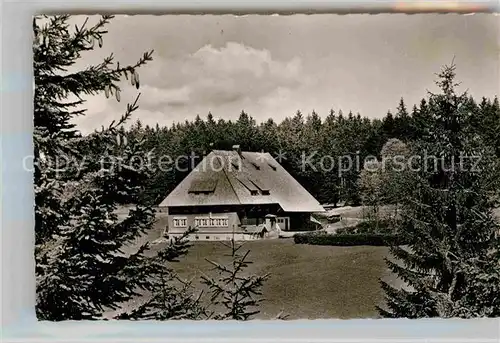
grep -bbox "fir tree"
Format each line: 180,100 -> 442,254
394,98 -> 413,141
33,15 -> 153,245
201,239 -> 270,320
378,63 -> 500,318
33,15 -> 201,321
382,111 -> 396,140
115,229 -> 207,320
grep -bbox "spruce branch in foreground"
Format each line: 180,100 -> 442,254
115,228 -> 208,320
201,239 -> 270,320
34,15 -> 204,321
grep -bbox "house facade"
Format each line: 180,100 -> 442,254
158,146 -> 325,241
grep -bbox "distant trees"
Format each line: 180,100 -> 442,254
378,63 -> 500,318
109,87 -> 499,210
474,97 -> 500,157
358,159 -> 384,224
379,138 -> 409,220
358,138 -> 409,225
124,108 -> 387,207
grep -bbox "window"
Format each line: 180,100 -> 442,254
195,216 -> 229,227
206,236 -> 210,240
268,163 -> 277,171
261,190 -> 270,195
250,190 -> 259,196
195,235 -> 199,240
173,217 -> 187,228
188,179 -> 217,194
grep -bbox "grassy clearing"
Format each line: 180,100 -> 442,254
149,239 -> 395,319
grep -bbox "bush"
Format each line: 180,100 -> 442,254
335,226 -> 357,235
294,232 -> 408,246
355,219 -> 394,233
336,219 -> 395,235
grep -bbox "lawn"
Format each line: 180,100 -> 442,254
113,205 -> 407,319
156,239 -> 397,319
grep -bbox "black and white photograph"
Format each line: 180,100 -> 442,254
33,13 -> 500,321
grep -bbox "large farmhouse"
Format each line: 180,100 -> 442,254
159,146 -> 325,241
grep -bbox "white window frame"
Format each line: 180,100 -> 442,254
173,216 -> 188,228
195,216 -> 229,228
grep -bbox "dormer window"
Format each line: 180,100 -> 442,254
188,179 -> 217,194
236,175 -> 270,196
268,163 -> 277,171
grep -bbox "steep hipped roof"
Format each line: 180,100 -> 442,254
159,150 -> 325,212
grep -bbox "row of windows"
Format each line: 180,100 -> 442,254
193,235 -> 259,241
195,217 -> 229,228
172,216 -> 229,228
173,217 -> 187,228
173,217 -> 289,229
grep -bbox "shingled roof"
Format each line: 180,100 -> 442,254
159,150 -> 324,212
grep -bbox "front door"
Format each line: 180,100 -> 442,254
277,217 -> 290,231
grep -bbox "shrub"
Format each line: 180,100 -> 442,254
336,219 -> 395,235
335,226 -> 357,235
294,232 -> 408,246
355,219 -> 394,234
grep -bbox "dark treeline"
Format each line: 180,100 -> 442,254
109,96 -> 499,207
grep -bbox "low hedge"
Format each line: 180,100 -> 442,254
294,232 -> 408,246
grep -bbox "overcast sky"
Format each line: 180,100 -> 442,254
70,14 -> 499,133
